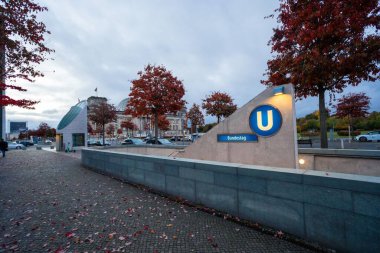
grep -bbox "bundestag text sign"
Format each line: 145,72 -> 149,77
217,104 -> 282,143
217,133 -> 258,143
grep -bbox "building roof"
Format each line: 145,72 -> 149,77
116,98 -> 129,112
57,100 -> 87,130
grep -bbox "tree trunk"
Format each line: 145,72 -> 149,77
154,113 -> 158,144
102,125 -> 105,146
217,116 -> 220,124
0,14 -> 5,139
348,115 -> 352,143
318,89 -> 328,148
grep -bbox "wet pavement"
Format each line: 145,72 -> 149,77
0,148 -> 318,252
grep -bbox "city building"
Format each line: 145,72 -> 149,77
7,121 -> 28,140
9,121 -> 27,133
56,100 -> 87,151
56,97 -> 188,148
113,98 -> 188,138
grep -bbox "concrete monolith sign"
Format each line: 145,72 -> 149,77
178,84 -> 298,169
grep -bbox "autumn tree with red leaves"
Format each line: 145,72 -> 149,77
121,119 -> 135,130
187,103 -> 205,133
121,119 -> 137,137
88,101 -> 117,145
128,64 -> 186,143
152,115 -> 170,132
1,0 -> 54,138
334,92 -> 370,133
106,124 -> 115,137
263,0 -> 379,148
36,122 -> 50,138
202,92 -> 237,123
87,122 -> 94,135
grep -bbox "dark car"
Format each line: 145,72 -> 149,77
17,141 -> 34,147
170,136 -> 183,141
145,138 -> 174,145
87,140 -> 110,146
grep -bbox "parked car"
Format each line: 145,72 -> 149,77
143,137 -> 152,142
191,133 -> 205,142
87,140 -> 110,146
170,136 -> 192,142
170,136 -> 183,141
121,138 -> 144,145
8,142 -> 26,150
354,131 -> 380,142
16,141 -> 34,147
145,138 -> 174,145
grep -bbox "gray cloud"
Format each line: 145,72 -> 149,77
6,0 -> 379,129
42,109 -> 59,115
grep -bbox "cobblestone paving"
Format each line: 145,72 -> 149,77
0,149 -> 317,252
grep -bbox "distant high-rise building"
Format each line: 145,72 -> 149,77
9,121 -> 28,133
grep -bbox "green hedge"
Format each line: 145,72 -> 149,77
300,131 -> 320,137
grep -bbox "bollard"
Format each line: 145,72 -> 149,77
340,139 -> 344,149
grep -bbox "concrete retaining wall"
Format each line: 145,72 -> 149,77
82,148 -> 380,253
96,145 -> 186,157
299,148 -> 380,176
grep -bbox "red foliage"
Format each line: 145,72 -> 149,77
88,101 -> 117,144
202,92 -> 237,123
128,64 -> 186,140
106,124 -> 115,137
18,122 -> 55,138
1,0 -> 54,108
262,0 -> 379,148
334,92 -> 370,119
187,103 -> 205,132
87,122 -> 94,134
117,128 -> 123,135
334,92 -> 370,130
121,119 -> 138,137
35,122 -> 54,137
121,119 -> 136,131
143,121 -> 150,131
152,115 -> 170,131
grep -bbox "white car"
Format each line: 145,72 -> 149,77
8,142 -> 26,150
354,131 -> 380,142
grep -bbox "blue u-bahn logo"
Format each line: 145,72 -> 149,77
249,105 -> 282,137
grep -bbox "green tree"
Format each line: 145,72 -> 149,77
198,123 -> 217,133
367,112 -> 380,130
305,119 -> 319,131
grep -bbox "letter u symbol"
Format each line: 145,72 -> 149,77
257,110 -> 273,131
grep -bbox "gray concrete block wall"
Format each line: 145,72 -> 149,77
81,149 -> 380,253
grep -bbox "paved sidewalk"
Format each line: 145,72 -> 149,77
0,149 -> 317,252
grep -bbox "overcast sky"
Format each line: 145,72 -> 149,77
5,0 -> 380,130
